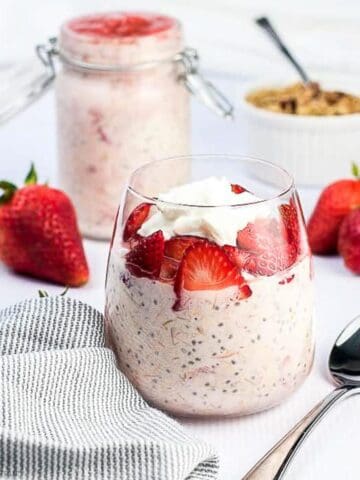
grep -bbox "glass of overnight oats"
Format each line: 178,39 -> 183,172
105,155 -> 314,417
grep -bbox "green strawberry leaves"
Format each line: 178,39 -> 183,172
38,286 -> 69,298
0,181 -> 17,205
352,163 -> 360,179
24,163 -> 38,185
0,163 -> 39,205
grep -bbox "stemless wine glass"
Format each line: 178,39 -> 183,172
105,155 -> 314,417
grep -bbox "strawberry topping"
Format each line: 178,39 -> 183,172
242,245 -> 297,276
125,230 -> 164,279
231,184 -> 246,194
159,257 -> 179,283
279,274 -> 295,285
222,245 -> 251,270
237,218 -> 283,253
279,200 -> 301,253
174,241 -> 251,310
164,235 -> 204,261
123,203 -> 151,242
236,217 -> 298,276
68,13 -> 175,38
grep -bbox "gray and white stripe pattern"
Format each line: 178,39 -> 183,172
0,296 -> 219,479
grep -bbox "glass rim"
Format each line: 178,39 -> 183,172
127,154 -> 295,208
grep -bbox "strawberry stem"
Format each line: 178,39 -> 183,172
24,163 -> 38,185
38,286 -> 69,298
60,286 -> 70,296
0,180 -> 17,205
352,162 -> 360,179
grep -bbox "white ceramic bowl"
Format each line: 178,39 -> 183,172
236,78 -> 360,186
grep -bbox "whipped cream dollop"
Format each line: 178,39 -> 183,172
139,177 -> 271,246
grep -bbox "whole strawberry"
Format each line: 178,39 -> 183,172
307,164 -> 360,254
0,165 -> 89,286
338,209 -> 360,274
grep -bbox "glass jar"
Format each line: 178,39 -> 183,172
105,155 -> 315,417
56,13 -> 191,239
0,12 -> 233,240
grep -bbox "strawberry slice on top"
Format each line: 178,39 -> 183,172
222,245 -> 251,271
159,257 -> 179,283
236,216 -> 298,276
279,200 -> 301,253
123,202 -> 152,241
231,184 -> 246,194
164,235 -> 204,261
125,230 -> 164,279
237,218 -> 283,253
242,245 -> 297,277
174,241 -> 252,310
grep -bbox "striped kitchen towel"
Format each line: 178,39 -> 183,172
0,296 -> 218,480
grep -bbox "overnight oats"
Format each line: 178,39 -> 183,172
56,12 -> 190,239
105,156 -> 314,417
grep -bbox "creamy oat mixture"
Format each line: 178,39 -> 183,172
56,13 -> 190,239
106,255 -> 314,417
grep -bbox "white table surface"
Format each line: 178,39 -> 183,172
1,87 -> 360,480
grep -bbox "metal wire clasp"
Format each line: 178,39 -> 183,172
34,39 -> 234,119
35,37 -> 58,83
175,48 -> 234,119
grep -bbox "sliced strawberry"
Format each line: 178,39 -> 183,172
237,218 -> 283,253
242,244 -> 297,276
164,235 -> 204,261
159,257 -> 179,284
279,200 -> 301,252
125,230 -> 164,279
128,233 -> 142,249
231,183 -> 246,194
279,274 -> 295,285
123,203 -> 151,242
174,241 -> 252,310
223,245 -> 251,270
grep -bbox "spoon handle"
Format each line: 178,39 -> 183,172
242,386 -> 357,480
255,16 -> 310,83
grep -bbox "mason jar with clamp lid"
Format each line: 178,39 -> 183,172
0,12 -> 233,240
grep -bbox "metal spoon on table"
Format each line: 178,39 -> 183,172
242,315 -> 360,479
255,16 -> 311,84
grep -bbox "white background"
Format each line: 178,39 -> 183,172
2,0 -> 360,79
1,2 -> 360,479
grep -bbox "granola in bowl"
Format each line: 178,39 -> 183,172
246,82 -> 360,116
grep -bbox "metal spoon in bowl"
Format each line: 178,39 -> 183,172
255,16 -> 311,84
242,315 -> 360,479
